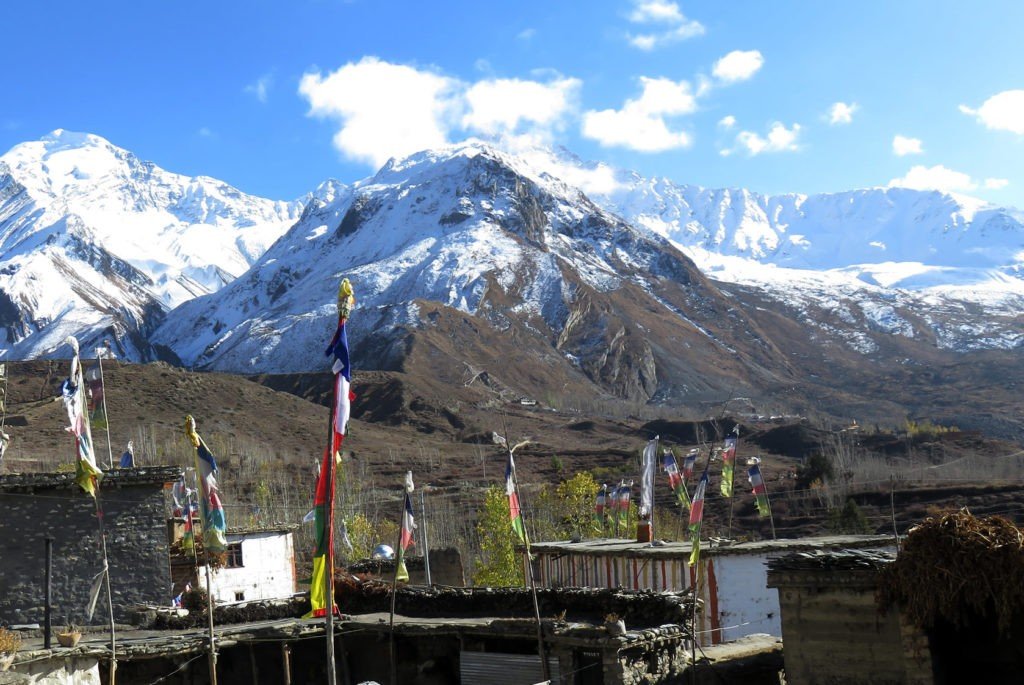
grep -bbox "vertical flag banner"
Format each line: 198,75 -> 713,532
748,461 -> 771,518
682,448 -> 698,481
662,449 -> 691,510
396,472 -> 417,583
309,278 -> 356,618
688,470 -> 709,566
594,484 -> 607,530
505,450 -> 527,543
720,435 -> 738,498
184,415 -> 228,555
617,481 -> 631,529
307,446 -> 336,617
640,437 -> 658,519
62,337 -> 103,496
120,440 -> 135,468
85,361 -> 107,431
324,278 -> 356,454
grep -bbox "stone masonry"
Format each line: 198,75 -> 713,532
0,466 -> 181,625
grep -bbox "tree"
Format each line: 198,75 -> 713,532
472,486 -> 524,587
555,471 -> 599,538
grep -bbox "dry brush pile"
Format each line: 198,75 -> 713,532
877,509 -> 1024,630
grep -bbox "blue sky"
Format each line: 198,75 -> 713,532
4,1 -> 1023,205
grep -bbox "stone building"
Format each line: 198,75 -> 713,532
0,466 -> 181,624
766,549 -> 933,685
169,524 -> 299,604
528,535 -> 896,646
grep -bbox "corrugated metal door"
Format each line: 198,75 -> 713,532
460,651 -> 561,684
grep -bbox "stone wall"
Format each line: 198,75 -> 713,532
0,467 -> 180,625
767,554 -> 933,685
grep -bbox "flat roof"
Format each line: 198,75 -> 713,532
0,465 -> 183,491
526,535 -> 897,559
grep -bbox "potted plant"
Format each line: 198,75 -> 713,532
0,627 -> 21,671
56,622 -> 82,648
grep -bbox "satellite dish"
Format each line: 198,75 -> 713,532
372,544 -> 395,560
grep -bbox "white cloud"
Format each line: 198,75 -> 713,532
198,127 -> 215,138
828,101 -> 857,125
582,77 -> 696,151
462,77 -> 580,136
712,50 -> 764,83
888,165 -> 977,193
731,122 -> 801,156
892,135 -> 923,156
299,58 -> 460,168
959,90 -> 1024,135
517,28 -> 536,41
985,177 -> 1009,190
718,115 -> 736,129
299,57 -> 582,168
629,0 -> 684,23
626,0 -> 704,51
245,74 -> 273,103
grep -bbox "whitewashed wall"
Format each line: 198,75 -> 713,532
201,531 -> 296,603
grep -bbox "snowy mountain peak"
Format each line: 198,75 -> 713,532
0,130 -> 306,359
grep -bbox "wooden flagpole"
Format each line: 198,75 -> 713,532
91,487 -> 117,685
324,376 -> 338,685
388,487 -> 409,685
500,412 -> 549,685
95,344 -> 115,470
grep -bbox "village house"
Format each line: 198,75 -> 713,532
528,534 -> 896,646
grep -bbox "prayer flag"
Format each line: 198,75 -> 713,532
505,450 -> 526,543
640,437 -> 658,518
85,362 -> 107,431
306,447 -> 336,618
662,449 -> 691,510
682,448 -> 698,480
617,481 -> 631,528
688,470 -> 709,566
720,435 -> 738,498
184,415 -> 227,555
119,440 -> 135,468
748,461 -> 771,518
325,278 -> 356,453
396,472 -> 417,583
62,337 -> 102,496
594,484 -> 607,528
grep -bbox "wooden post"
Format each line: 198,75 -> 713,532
281,643 -> 292,685
95,347 -> 115,470
420,489 -> 432,586
203,554 -> 218,685
324,399 -> 338,685
92,489 -> 117,685
510,449 -> 550,684
44,537 -> 52,650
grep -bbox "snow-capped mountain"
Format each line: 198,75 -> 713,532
512,145 -> 1024,352
0,130 -> 308,358
2,130 -> 1021,434
153,142 -> 762,402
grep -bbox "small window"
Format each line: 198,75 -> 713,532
234,591 -> 245,602
226,542 -> 244,568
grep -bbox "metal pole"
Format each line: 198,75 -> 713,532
44,537 -> 53,650
420,489 -> 432,586
96,350 -> 115,470
281,643 -> 292,685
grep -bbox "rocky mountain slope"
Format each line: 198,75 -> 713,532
0,130 -> 306,359
1,132 -> 1021,438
